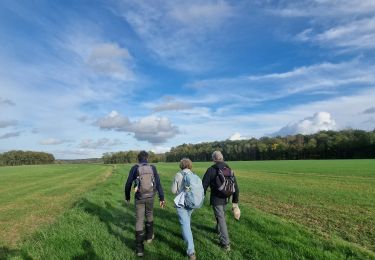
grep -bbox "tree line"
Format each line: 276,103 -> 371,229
0,150 -> 55,166
102,150 -> 165,164
165,129 -> 375,162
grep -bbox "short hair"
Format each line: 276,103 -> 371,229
212,151 -> 224,162
137,151 -> 149,162
180,158 -> 192,170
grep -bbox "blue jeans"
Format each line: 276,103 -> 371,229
176,207 -> 195,255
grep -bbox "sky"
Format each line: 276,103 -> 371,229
1,0 -> 375,159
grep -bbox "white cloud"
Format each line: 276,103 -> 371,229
152,98 -> 193,112
269,0 -> 375,18
86,43 -> 135,80
0,98 -> 15,106
273,112 -> 336,136
0,120 -> 17,128
0,131 -> 20,139
94,111 -> 131,131
169,0 -> 233,27
118,0 -> 234,72
95,111 -> 179,144
39,138 -> 71,145
79,138 -> 123,149
269,1 -> 375,51
151,146 -> 171,154
186,60 -> 375,106
297,17 -> 375,50
130,115 -> 179,144
228,132 -> 247,141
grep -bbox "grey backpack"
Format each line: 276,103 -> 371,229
136,163 -> 155,199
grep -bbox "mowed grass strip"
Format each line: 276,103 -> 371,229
0,164 -> 112,247
10,162 -> 375,259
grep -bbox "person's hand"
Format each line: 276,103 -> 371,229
232,203 -> 239,209
123,198 -> 130,207
160,200 -> 166,209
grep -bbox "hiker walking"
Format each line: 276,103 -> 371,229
125,151 -> 165,257
202,151 -> 239,251
171,158 -> 204,260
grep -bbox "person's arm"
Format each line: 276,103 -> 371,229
232,175 -> 239,204
125,165 -> 137,201
152,166 -> 165,201
202,167 -> 213,195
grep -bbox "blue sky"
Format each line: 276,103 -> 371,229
1,0 -> 375,159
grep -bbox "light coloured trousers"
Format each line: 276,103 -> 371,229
213,204 -> 230,246
177,207 -> 195,255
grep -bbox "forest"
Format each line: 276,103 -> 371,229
101,129 -> 375,163
0,150 -> 55,166
165,129 -> 375,162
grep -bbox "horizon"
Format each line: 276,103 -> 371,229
1,1 -> 375,159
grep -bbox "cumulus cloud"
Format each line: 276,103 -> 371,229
362,107 -> 375,114
79,138 -> 123,149
87,43 -> 134,80
94,111 -> 131,131
274,112 -> 336,136
228,132 -> 247,141
0,98 -> 15,106
95,111 -> 179,144
130,115 -> 179,144
0,131 -> 20,139
39,138 -> 71,145
0,120 -> 17,128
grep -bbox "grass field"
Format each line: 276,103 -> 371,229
1,160 -> 374,259
0,164 -> 112,248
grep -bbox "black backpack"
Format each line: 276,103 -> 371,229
215,166 -> 236,198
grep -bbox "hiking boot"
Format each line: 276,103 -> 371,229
135,231 -> 144,257
220,243 -> 230,252
146,234 -> 155,243
145,221 -> 154,243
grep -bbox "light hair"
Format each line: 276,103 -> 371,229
212,151 -> 224,162
179,158 -> 192,170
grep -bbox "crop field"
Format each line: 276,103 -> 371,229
1,160 -> 374,259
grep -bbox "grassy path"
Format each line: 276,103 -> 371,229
0,164 -> 112,248
3,162 -> 373,259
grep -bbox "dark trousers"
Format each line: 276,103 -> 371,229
135,197 -> 154,232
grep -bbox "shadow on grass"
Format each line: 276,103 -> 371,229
76,199 -> 135,252
72,240 -> 102,260
0,246 -> 32,260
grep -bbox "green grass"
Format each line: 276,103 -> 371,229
1,160 -> 375,259
0,164 -> 112,247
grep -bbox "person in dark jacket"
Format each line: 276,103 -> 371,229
202,151 -> 239,251
125,151 -> 165,257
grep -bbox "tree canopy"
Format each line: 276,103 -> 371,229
165,129 -> 375,162
0,150 -> 55,166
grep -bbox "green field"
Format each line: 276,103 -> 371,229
1,160 -> 374,259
